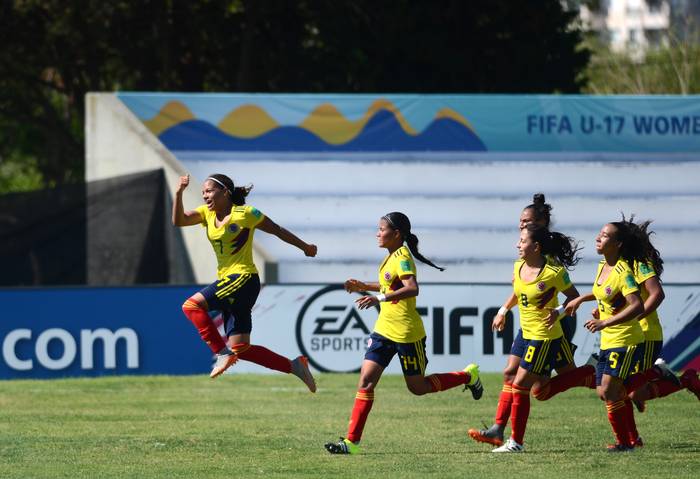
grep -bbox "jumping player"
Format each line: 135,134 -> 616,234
172,173 -> 318,391
324,212 -> 483,455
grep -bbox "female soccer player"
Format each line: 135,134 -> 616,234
565,218 -> 650,452
172,173 -> 318,391
469,194 -> 594,448
483,224 -> 582,452
623,220 -> 698,417
324,212 -> 483,455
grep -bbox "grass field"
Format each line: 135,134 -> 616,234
0,372 -> 698,478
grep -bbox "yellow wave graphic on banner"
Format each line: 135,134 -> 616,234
218,105 -> 279,138
143,101 -> 195,136
143,99 -> 475,144
299,100 -> 420,144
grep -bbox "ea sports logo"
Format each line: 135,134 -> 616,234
295,285 -> 379,373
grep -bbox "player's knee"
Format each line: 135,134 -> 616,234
532,386 -> 550,401
406,383 -> 428,396
231,342 -> 251,355
182,297 -> 204,313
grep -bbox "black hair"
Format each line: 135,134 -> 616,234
525,223 -> 582,270
208,173 -> 253,206
382,212 -> 445,271
523,193 -> 553,228
611,214 -> 664,278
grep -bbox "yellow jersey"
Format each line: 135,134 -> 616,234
592,259 -> 644,349
513,259 -> 571,340
195,204 -> 264,279
373,246 -> 425,343
633,261 -> 663,341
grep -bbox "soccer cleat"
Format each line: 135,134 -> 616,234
324,437 -> 360,455
680,369 -> 700,401
632,399 -> 646,413
632,436 -> 644,448
210,351 -> 238,378
291,356 -> 317,393
492,438 -> 524,453
463,363 -> 484,400
468,425 -> 504,447
653,358 -> 681,387
606,443 -> 635,453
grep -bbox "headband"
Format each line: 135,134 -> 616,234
207,177 -> 230,192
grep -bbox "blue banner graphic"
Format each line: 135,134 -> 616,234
118,93 -> 700,154
0,286 -> 208,379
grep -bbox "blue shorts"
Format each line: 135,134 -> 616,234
511,329 -> 575,372
199,273 -> 260,335
519,337 -> 562,377
635,339 -> 663,373
595,343 -> 643,386
364,332 -> 428,376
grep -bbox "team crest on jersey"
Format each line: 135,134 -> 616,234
384,271 -> 392,281
228,224 -> 239,233
605,286 -> 612,296
537,281 -> 546,291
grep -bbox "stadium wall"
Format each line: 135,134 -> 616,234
86,93 -> 700,287
1,284 -> 697,379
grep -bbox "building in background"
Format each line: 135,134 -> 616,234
578,0 -> 672,57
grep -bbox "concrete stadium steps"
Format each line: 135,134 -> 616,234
255,227 -> 700,283
272,259 -> 700,285
184,157 -> 700,284
187,158 -> 700,196
249,194 -> 700,230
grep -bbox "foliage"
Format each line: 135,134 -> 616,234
0,1 -> 588,192
583,32 -> 700,94
0,373 -> 698,478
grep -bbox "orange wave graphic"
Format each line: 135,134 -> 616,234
143,101 -> 195,136
435,107 -> 476,133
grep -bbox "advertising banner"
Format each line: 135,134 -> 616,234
2,284 -> 697,378
117,93 -> 700,155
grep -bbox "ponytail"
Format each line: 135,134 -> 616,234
406,233 -> 445,272
525,224 -> 581,270
613,214 -> 664,278
382,212 -> 445,272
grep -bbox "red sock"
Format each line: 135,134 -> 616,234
624,373 -> 648,394
606,400 -> 631,446
510,384 -> 531,444
641,366 -> 663,382
624,399 -> 639,443
648,378 -> 683,399
182,299 -> 226,353
347,389 -> 374,443
533,365 -> 596,400
426,371 -> 468,392
495,382 -> 513,427
232,343 -> 292,373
